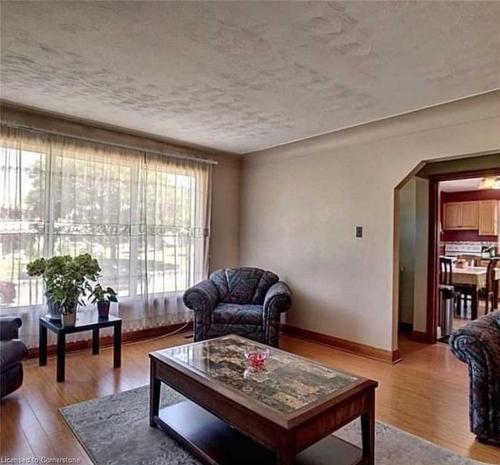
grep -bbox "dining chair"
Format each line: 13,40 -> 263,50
454,255 -> 478,318
439,256 -> 453,286
439,257 -> 456,338
484,258 -> 499,314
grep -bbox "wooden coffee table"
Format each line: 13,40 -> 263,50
149,335 -> 377,465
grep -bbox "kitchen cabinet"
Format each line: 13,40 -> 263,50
443,202 -> 461,229
443,200 -> 499,234
460,202 -> 480,229
443,201 -> 478,230
478,200 -> 498,235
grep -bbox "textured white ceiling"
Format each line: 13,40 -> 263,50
1,2 -> 500,154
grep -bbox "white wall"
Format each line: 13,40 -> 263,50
396,176 -> 429,333
413,177 -> 429,333
240,91 -> 500,351
210,156 -> 241,271
398,179 -> 416,325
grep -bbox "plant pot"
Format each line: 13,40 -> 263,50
97,302 -> 110,319
61,312 -> 76,327
46,293 -> 62,320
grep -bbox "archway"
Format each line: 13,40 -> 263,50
392,153 -> 500,356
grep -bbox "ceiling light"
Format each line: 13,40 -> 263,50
479,176 -> 500,190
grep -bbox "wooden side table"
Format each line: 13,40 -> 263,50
39,312 -> 122,382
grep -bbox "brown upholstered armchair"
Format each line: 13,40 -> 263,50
0,317 -> 27,398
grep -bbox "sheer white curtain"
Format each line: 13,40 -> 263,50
0,126 -> 212,347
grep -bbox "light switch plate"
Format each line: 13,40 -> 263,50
356,226 -> 363,238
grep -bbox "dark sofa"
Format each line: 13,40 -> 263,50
183,267 -> 291,347
0,317 -> 27,398
449,310 -> 500,445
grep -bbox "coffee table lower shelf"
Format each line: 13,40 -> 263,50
153,400 -> 364,465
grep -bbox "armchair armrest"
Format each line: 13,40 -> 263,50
0,317 -> 22,341
263,281 -> 291,317
449,311 -> 500,442
183,279 -> 218,314
450,311 -> 500,371
263,282 -> 291,347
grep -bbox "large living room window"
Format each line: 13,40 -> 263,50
0,126 -> 212,347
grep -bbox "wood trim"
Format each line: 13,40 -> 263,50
391,349 -> 402,364
282,324 -> 401,365
426,178 -> 440,344
26,321 -> 192,359
429,167 -> 500,182
398,322 -> 413,333
408,331 -> 428,343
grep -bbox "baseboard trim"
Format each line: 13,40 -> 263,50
408,330 -> 429,343
398,322 -> 413,333
26,321 -> 193,359
282,324 -> 401,364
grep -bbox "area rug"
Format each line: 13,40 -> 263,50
60,385 -> 485,465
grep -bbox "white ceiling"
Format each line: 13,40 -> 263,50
440,178 -> 485,192
1,1 -> 500,154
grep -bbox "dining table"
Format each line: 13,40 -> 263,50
452,266 -> 500,319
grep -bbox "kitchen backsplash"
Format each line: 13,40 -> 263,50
440,240 -> 498,257
441,240 -> 498,247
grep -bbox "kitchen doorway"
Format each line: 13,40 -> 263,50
395,154 -> 500,352
427,168 -> 500,343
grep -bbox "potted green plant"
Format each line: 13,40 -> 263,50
26,254 -> 101,327
90,284 -> 118,319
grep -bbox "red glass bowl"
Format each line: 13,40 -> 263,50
244,347 -> 269,369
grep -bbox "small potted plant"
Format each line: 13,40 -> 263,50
90,284 -> 118,319
27,254 -> 101,326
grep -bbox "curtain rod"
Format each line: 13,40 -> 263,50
0,121 -> 218,166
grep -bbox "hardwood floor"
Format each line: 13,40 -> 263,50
1,332 -> 499,464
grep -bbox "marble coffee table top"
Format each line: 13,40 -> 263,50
153,334 -> 359,415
